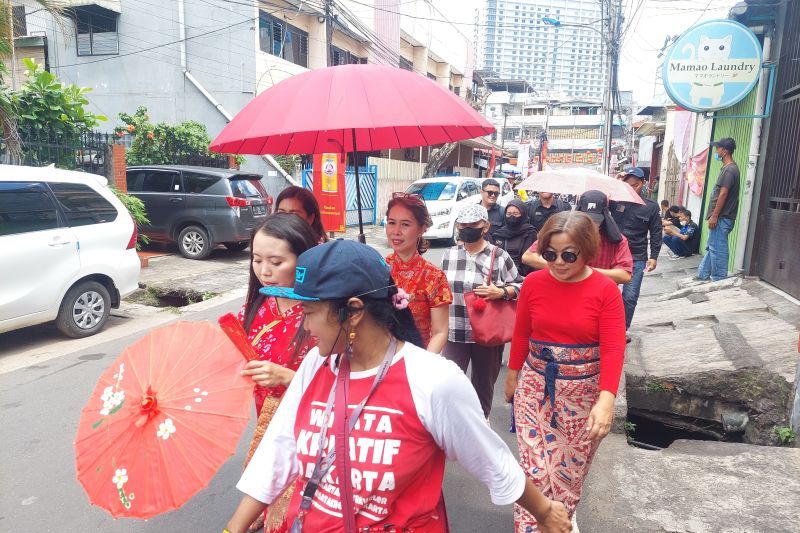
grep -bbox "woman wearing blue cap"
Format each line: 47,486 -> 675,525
224,239 -> 570,533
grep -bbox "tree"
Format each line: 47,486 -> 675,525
421,88 -> 492,179
114,106 -> 244,167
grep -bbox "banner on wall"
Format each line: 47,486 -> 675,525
686,148 -> 709,197
313,153 -> 346,233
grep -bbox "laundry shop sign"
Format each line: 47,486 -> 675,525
663,19 -> 763,112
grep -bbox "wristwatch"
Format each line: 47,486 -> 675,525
501,287 -> 510,300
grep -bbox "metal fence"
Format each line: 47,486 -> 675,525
2,129 -> 116,175
302,165 -> 379,226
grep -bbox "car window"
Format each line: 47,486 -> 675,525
49,183 -> 118,227
183,172 -> 222,194
140,171 -> 181,193
406,181 -> 457,201
126,170 -> 144,192
462,181 -> 479,198
0,182 -> 60,236
230,178 -> 263,198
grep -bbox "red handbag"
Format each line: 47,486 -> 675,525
464,245 -> 517,346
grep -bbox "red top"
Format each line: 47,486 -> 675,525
237,297 -> 316,412
509,269 -> 626,394
386,252 -> 452,348
529,234 -> 633,273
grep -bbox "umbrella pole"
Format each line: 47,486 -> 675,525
351,130 -> 366,244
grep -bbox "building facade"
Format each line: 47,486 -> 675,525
481,0 -> 608,100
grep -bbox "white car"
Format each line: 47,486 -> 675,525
403,176 -> 513,244
0,165 -> 141,338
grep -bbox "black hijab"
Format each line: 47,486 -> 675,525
494,199 -> 535,240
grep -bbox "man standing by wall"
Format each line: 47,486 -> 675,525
611,167 -> 663,334
480,178 -> 505,239
697,138 -> 740,282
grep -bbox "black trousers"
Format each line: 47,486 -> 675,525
443,341 -> 503,418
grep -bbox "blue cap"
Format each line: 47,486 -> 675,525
623,167 -> 645,180
259,239 -> 392,301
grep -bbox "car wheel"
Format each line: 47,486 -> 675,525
56,281 -> 111,338
178,225 -> 212,259
223,241 -> 249,252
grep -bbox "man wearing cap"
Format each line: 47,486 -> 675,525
611,167 -> 663,331
479,178 -> 505,239
697,138 -> 740,282
523,190 -> 633,285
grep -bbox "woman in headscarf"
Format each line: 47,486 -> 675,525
492,199 -> 537,277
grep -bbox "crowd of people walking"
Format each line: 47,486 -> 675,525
220,158 -> 726,532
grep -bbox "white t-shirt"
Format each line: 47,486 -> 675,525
237,342 -> 525,522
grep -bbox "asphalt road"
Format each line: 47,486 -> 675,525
0,247 -> 520,532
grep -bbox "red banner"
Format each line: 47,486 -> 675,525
313,153 -> 346,233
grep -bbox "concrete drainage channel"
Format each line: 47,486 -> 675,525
624,410 -> 746,451
126,285 -> 219,309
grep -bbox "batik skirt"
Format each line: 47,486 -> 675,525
513,339 -> 601,532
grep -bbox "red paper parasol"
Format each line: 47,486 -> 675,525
75,321 -> 252,519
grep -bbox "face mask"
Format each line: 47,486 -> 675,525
459,226 -> 483,243
714,153 -> 723,161
505,215 -> 522,227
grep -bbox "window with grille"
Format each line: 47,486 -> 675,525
331,46 -> 366,66
399,57 -> 413,71
12,5 -> 26,37
75,7 -> 118,56
259,11 -> 309,68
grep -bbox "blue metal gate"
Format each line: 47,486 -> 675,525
301,165 -> 379,227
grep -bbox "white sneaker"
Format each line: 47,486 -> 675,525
572,512 -> 580,533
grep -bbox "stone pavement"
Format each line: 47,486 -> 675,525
623,249 -> 799,445
579,434 -> 800,532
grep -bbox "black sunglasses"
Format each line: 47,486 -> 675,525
483,190 -> 500,197
541,250 -> 581,263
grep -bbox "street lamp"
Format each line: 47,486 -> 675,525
541,16 -> 617,174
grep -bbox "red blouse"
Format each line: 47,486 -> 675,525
386,252 -> 452,349
509,269 -> 626,394
237,297 -> 316,412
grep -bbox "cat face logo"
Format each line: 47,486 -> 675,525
295,267 -> 307,284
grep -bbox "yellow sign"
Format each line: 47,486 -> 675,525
321,153 -> 338,193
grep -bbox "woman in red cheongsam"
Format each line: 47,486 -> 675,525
384,193 -> 452,354
235,212 -> 319,533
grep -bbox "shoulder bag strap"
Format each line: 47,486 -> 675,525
335,357 -> 357,532
486,245 -> 498,285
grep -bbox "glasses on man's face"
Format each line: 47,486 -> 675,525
483,190 -> 500,198
541,250 -> 581,263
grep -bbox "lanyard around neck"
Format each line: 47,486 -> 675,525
291,337 -> 398,531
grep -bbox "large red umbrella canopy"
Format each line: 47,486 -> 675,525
210,64 -> 495,155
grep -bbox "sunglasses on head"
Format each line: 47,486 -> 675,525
541,250 -> 581,263
483,190 -> 500,197
392,192 -> 425,204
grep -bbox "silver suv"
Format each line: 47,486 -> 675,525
126,165 -> 272,259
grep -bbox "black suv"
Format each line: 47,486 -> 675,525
126,165 -> 272,259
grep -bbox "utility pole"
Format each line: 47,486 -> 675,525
325,0 -> 333,67
601,0 -> 620,175
8,2 -> 17,90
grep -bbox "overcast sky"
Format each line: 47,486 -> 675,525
434,0 -> 734,107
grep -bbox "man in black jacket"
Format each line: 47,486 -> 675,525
527,191 -> 570,235
611,167 -> 663,332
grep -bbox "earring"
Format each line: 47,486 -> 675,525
348,331 -> 356,345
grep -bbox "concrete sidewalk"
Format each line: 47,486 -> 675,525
577,249 -> 800,532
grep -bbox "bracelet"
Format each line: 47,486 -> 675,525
501,287 -> 510,300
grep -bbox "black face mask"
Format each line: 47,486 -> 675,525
505,215 -> 522,227
459,226 -> 483,243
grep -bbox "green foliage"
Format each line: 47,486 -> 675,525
115,106 -> 245,167
273,155 -> 300,175
624,421 -> 637,441
773,426 -> 796,446
5,60 -> 106,167
16,59 -> 107,132
110,186 -> 150,249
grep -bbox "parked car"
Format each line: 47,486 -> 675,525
401,176 -> 514,244
0,165 -> 141,338
126,165 -> 272,259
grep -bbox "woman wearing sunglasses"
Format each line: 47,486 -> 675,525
504,210 -> 626,532
385,193 -> 452,354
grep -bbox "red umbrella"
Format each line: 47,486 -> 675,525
75,321 -> 252,518
515,168 -> 645,204
210,64 -> 495,240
